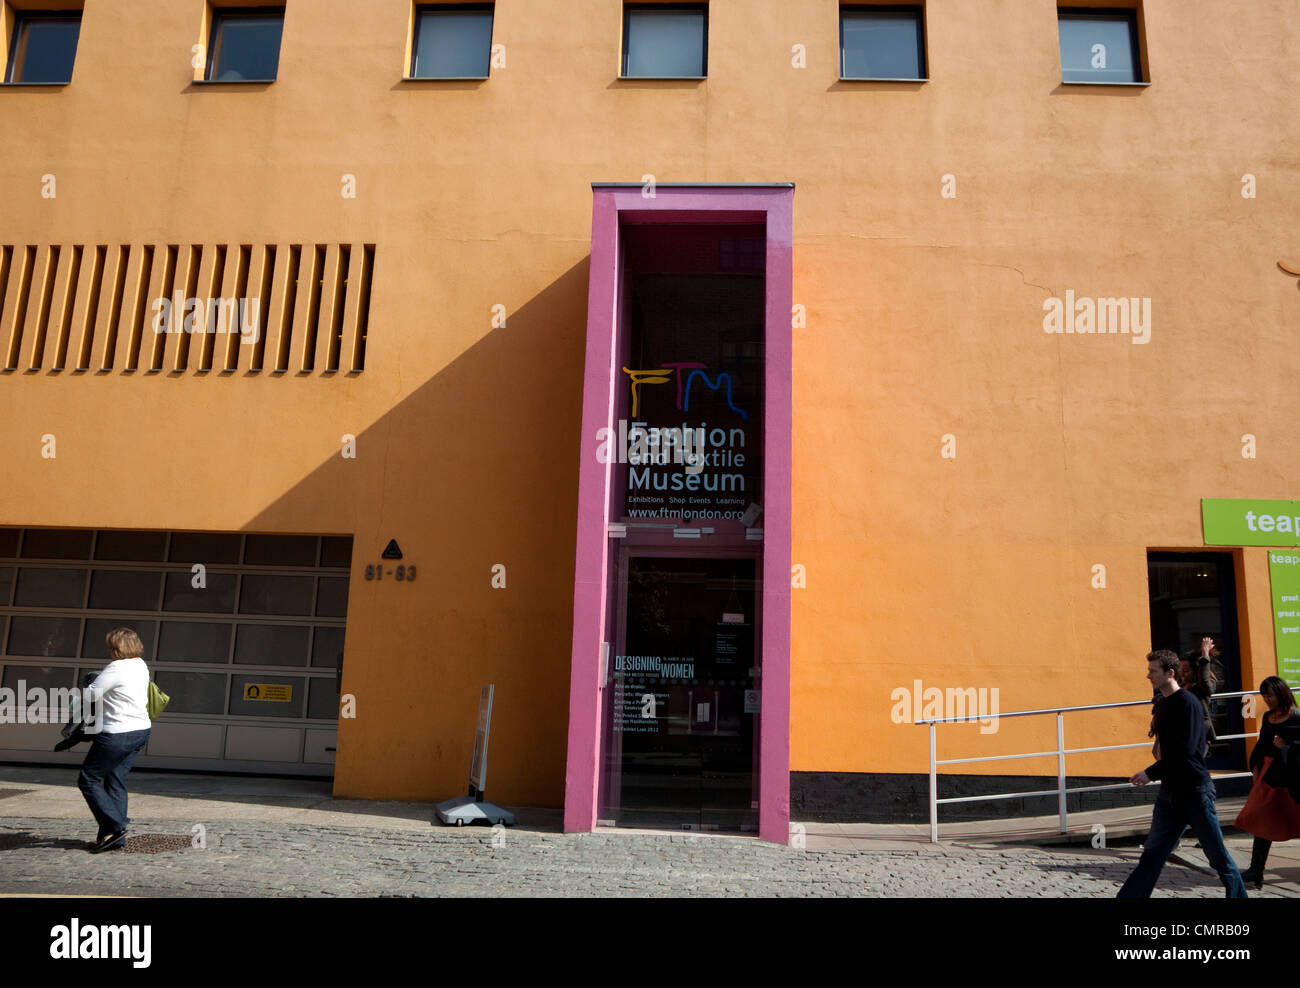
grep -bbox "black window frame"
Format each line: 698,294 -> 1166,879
409,2 -> 495,80
204,5 -> 286,84
838,3 -> 927,81
620,2 -> 708,80
3,8 -> 82,85
1057,6 -> 1144,85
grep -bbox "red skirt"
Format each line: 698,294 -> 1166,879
1235,757 -> 1300,842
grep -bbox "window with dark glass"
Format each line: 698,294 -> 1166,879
169,532 -> 241,564
622,4 -> 706,78
8,617 -> 79,657
14,568 -> 87,608
163,571 -> 237,612
83,619 -> 158,660
238,574 -> 313,615
1058,7 -> 1142,84
20,528 -> 92,559
88,570 -> 162,611
206,7 -> 284,82
158,621 -> 232,663
234,624 -> 309,665
244,534 -> 317,566
94,530 -> 167,562
311,625 -> 345,667
155,670 -> 227,714
307,676 -> 340,719
4,11 -> 81,84
840,5 -> 926,80
410,3 -> 494,78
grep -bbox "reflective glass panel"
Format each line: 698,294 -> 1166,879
208,12 -> 284,82
412,6 -> 493,78
623,6 -> 705,77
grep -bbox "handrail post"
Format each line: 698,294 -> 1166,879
928,722 -> 938,843
1056,712 -> 1067,834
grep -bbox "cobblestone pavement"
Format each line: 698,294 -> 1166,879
0,816 -> 1291,897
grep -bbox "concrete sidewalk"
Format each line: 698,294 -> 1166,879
2,765 -> 1296,896
803,797 -> 1245,848
0,765 -> 1285,848
0,765 -> 523,833
800,794 -> 1300,895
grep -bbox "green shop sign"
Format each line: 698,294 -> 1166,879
1268,551 -> 1300,689
1202,498 -> 1300,546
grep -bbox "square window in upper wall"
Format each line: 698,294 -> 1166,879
1058,7 -> 1142,84
840,5 -> 925,80
4,10 -> 81,84
622,4 -> 706,78
411,3 -> 494,78
206,7 -> 284,82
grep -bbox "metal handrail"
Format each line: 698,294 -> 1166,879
920,689 -> 1262,843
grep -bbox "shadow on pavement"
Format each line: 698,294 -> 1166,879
0,831 -> 86,852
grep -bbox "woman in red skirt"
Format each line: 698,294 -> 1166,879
1236,677 -> 1300,888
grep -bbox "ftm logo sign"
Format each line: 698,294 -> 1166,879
621,362 -> 749,419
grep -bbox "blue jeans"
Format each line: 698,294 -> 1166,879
1117,782 -> 1248,898
78,728 -> 150,839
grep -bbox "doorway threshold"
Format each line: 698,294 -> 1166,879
593,824 -> 760,841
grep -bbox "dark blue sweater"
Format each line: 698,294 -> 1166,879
1144,688 -> 1212,791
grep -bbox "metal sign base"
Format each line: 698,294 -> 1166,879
434,795 -> 515,827
436,685 -> 513,827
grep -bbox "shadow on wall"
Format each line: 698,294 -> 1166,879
242,256 -> 592,806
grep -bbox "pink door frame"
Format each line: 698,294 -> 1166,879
563,183 -> 794,844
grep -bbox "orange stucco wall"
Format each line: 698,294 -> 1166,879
0,1 -> 1296,804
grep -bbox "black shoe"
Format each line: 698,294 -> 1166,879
88,831 -> 127,854
1239,867 -> 1264,889
54,728 -> 87,752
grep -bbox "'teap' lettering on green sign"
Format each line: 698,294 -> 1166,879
1267,551 -> 1300,691
1202,499 -> 1300,546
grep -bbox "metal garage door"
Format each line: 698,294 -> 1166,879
0,527 -> 350,776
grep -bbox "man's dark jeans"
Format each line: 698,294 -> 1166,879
1117,782 -> 1248,898
77,728 -> 150,840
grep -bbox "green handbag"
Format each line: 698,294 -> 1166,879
147,679 -> 170,720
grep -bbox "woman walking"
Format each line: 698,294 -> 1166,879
77,627 -> 152,853
1235,676 -> 1300,887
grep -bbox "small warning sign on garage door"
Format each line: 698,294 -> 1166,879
243,683 -> 293,702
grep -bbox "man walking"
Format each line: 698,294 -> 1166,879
1117,649 -> 1247,898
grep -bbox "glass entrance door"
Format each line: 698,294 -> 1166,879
607,554 -> 759,831
1148,551 -> 1245,769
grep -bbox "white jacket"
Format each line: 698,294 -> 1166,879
89,658 -> 152,734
